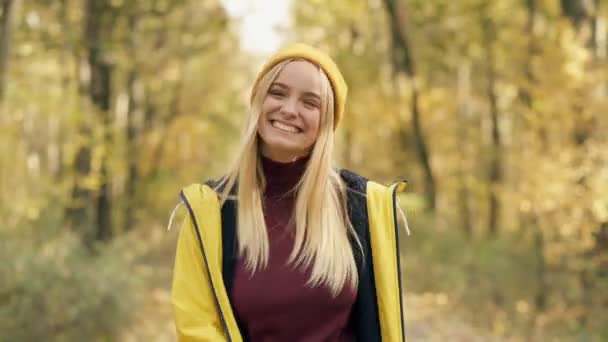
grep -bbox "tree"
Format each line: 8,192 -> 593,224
382,0 -> 436,211
0,0 -> 19,104
480,3 -> 504,236
67,0 -> 114,241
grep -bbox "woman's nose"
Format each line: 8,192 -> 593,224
280,97 -> 298,117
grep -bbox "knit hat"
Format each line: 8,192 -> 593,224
250,43 -> 348,129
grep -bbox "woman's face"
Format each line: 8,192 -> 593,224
258,60 -> 322,163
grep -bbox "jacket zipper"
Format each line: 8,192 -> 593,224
392,185 -> 406,342
180,191 -> 233,342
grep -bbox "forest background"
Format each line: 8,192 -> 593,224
1,0 -> 607,341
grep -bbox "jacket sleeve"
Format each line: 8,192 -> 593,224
172,214 -> 226,341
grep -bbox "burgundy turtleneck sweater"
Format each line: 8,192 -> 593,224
230,156 -> 357,342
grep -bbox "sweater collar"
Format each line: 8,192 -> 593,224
261,155 -> 309,197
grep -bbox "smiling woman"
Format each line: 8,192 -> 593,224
258,59 -> 324,162
171,43 -> 409,342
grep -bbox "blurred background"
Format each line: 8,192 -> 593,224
1,0 -> 607,341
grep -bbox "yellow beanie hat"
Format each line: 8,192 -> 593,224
250,43 -> 348,129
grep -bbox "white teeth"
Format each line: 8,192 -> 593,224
272,121 -> 299,133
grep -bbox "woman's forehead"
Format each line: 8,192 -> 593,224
272,60 -> 321,95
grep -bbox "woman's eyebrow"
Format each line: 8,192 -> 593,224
270,82 -> 289,89
271,82 -> 320,100
303,91 -> 321,101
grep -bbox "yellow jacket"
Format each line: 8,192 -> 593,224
172,171 -> 407,341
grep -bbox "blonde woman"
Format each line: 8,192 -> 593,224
171,43 -> 409,341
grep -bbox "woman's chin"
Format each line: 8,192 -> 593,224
261,145 -> 306,161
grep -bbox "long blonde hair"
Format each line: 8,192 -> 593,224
218,59 -> 360,295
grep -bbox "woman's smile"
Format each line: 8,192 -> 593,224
270,120 -> 302,134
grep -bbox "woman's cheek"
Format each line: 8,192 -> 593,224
260,99 -> 272,113
262,96 -> 280,111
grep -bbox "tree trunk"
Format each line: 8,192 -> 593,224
124,11 -> 142,232
457,61 -> 473,236
532,215 -> 547,311
147,65 -> 184,178
562,5 -> 604,324
522,0 -> 550,322
0,0 -> 18,104
560,0 -> 592,28
342,25 -> 358,170
343,123 -> 354,169
50,0 -> 74,182
561,0 -> 599,146
124,73 -> 139,231
590,0 -> 604,58
481,11 -> 503,236
67,134 -> 93,235
65,0 -> 94,235
383,0 -> 436,211
87,0 -> 113,241
561,0 -> 597,50
565,2 -> 604,328
68,0 -> 113,241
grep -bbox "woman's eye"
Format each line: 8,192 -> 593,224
269,90 -> 284,97
304,101 -> 319,108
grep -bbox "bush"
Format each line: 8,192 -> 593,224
0,230 -> 138,341
401,213 -> 608,341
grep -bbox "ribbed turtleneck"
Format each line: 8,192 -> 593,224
230,154 -> 356,342
260,154 -> 309,198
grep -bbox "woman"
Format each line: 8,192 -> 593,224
171,43 -> 408,341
